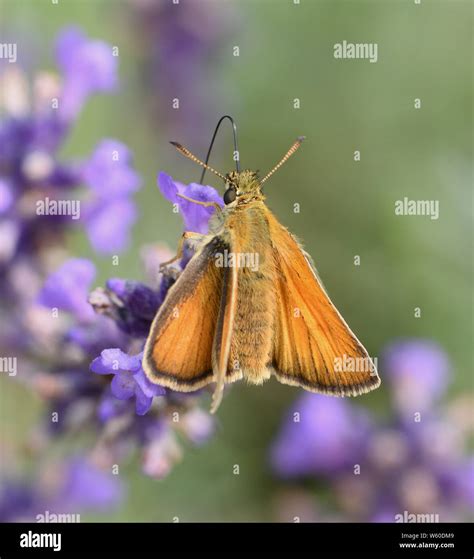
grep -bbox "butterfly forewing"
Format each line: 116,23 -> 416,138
143,237 -> 227,391
267,210 -> 380,396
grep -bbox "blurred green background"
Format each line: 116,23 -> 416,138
1,0 -> 472,521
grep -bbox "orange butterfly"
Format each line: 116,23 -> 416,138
143,137 -> 380,412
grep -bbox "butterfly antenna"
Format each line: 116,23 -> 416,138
260,136 -> 305,185
200,115 -> 240,184
170,141 -> 226,181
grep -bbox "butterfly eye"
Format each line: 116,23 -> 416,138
223,188 -> 236,205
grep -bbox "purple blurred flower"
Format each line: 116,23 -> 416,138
384,340 -> 450,418
0,484 -> 36,522
56,26 -> 118,121
158,171 -> 223,234
130,1 -> 238,142
0,28 -> 142,438
91,348 -> 165,415
82,140 -> 140,197
66,317 -> 125,357
0,28 -> 139,282
97,389 -> 130,423
6,162 -> 218,496
79,139 -> 141,253
0,458 -> 123,521
179,408 -> 215,445
271,394 -> 372,478
50,457 -> 123,512
449,457 -> 474,510
0,179 -> 14,214
77,140 -> 142,253
37,258 -> 96,321
82,175 -> 219,475
1,26 -> 218,517
271,340 -> 472,522
84,197 -> 138,253
142,430 -> 182,480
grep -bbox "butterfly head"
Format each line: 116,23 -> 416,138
223,170 -> 261,204
170,135 -> 305,205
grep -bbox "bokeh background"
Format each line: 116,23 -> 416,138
0,0 -> 472,522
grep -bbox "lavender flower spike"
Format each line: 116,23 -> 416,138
56,26 -> 118,121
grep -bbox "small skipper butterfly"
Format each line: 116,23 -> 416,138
143,127 -> 380,413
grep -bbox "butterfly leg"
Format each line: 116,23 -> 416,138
177,193 -> 223,218
159,231 -> 205,272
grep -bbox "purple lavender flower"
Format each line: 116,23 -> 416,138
37,258 -> 96,321
90,348 -> 165,415
79,139 -> 141,253
97,388 -> 130,423
270,394 -> 372,478
0,484 -> 37,522
1,24 -> 218,519
56,26 -> 118,122
86,172 -> 223,419
158,171 -> 223,234
0,29 -> 141,436
104,278 -> 162,336
0,27 -> 139,283
129,1 -> 238,142
270,340 -> 472,522
179,407 -> 215,445
82,140 -> 141,197
0,178 -> 14,213
50,457 -> 124,512
445,456 -> 474,511
81,173 -> 220,475
30,245 -> 215,481
6,161 -> 218,501
384,340 -> 450,419
0,458 -> 123,521
83,194 -> 138,254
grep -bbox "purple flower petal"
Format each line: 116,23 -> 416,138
55,27 -> 87,70
158,171 -> 182,204
90,348 -> 142,375
179,182 -> 223,233
106,278 -> 161,322
133,368 -> 166,398
90,350 -> 163,416
158,172 -> 223,234
37,258 -> 95,321
105,278 -> 128,298
111,371 -> 135,400
134,388 -> 154,416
